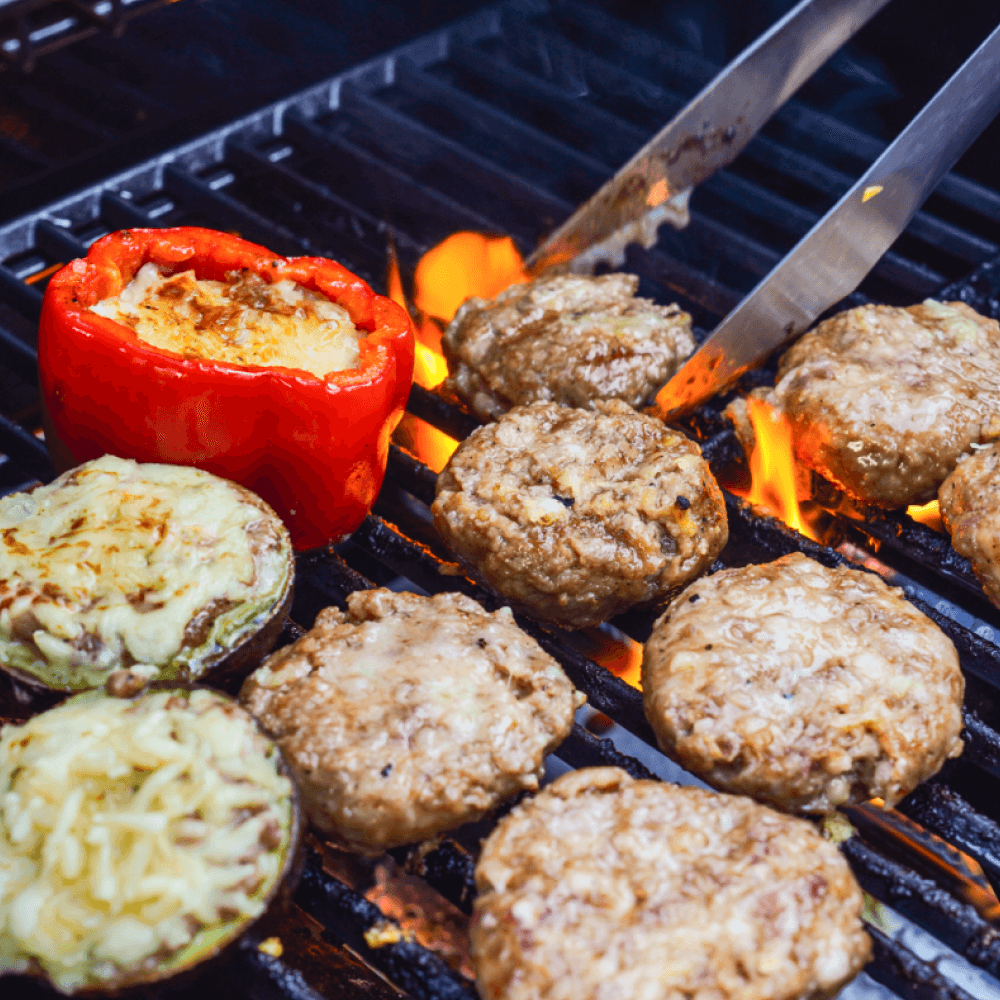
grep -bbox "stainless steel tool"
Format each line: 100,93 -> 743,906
524,0 -> 894,277
654,18 -> 1000,420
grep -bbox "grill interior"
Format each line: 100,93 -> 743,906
4,3 -> 1000,998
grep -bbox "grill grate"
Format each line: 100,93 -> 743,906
4,3 -> 1000,998
0,0 -> 177,73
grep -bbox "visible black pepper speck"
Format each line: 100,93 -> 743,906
477,638 -> 487,648
381,764 -> 392,777
689,593 -> 701,603
705,644 -> 713,650
675,496 -> 691,510
555,494 -> 574,508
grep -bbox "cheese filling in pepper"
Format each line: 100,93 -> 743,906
90,264 -> 361,377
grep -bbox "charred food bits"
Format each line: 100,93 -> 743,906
0,455 -> 293,707
748,300 -> 1000,509
239,589 -> 582,854
442,273 -> 695,421
470,767 -> 870,1000
642,553 -> 964,814
940,442 -> 1000,610
0,688 -> 300,995
432,400 -> 727,628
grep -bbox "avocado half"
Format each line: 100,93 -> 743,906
0,686 -> 304,995
0,457 -> 295,714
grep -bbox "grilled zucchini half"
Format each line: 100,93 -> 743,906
0,686 -> 302,995
0,455 -> 293,710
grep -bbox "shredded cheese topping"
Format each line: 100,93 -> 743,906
91,263 -> 361,377
0,689 -> 292,993
0,455 -> 290,689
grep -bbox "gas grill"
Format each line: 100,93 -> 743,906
3,2 -> 1000,999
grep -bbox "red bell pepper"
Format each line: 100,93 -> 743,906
39,227 -> 414,550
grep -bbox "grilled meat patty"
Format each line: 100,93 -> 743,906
642,553 -> 964,814
940,442 -> 1000,610
471,767 -> 870,1000
432,400 -> 728,629
240,588 -> 582,854
442,273 -> 694,421
759,300 -> 1000,508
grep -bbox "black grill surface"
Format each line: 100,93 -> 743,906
3,4 -> 1000,999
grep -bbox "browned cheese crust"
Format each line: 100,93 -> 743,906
239,588 -> 582,854
643,553 -> 965,814
470,767 -> 871,1000
765,301 -> 1000,508
940,442 -> 1000,610
431,401 -> 728,628
442,273 -> 695,421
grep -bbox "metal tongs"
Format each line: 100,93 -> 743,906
525,0 -> 1000,420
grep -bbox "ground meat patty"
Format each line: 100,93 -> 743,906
442,273 -> 694,421
642,553 -> 964,814
239,588 -> 582,854
762,300 -> 1000,508
940,443 -> 1000,610
432,400 -> 728,629
471,767 -> 871,1000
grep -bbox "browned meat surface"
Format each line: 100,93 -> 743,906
940,442 -> 1000,609
763,300 -> 1000,508
240,588 -> 581,854
442,273 -> 694,420
643,553 -> 964,814
432,400 -> 728,628
471,767 -> 871,1000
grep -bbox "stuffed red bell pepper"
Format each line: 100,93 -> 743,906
39,227 -> 414,550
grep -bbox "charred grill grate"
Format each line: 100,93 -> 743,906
3,3 -> 1000,998
0,0 -> 177,73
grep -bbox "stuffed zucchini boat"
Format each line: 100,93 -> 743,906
0,686 -> 302,995
0,455 -> 293,708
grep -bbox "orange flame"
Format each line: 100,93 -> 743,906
907,499 -> 943,533
736,398 -> 820,542
387,233 -> 529,471
564,625 -> 643,690
413,232 -> 527,322
386,250 -> 449,390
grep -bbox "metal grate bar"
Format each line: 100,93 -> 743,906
284,114 -> 507,250
547,0 -> 1000,227
338,83 -> 573,244
843,836 -> 1000,978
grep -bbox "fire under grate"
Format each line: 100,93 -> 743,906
3,2 -> 1000,998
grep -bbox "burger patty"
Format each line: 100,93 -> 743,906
940,442 -> 1000,610
442,273 -> 694,420
432,400 -> 728,629
471,767 -> 871,1000
762,300 -> 1000,508
642,553 -> 965,814
239,588 -> 582,854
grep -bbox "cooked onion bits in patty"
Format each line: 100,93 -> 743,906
0,688 -> 300,995
471,767 -> 870,1000
442,273 -> 695,420
763,300 -> 1000,508
432,400 -> 727,628
0,455 -> 293,704
643,553 -> 964,813
940,442 -> 1000,610
240,589 -> 582,854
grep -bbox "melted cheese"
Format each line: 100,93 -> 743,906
91,263 -> 360,377
0,689 -> 292,993
0,455 -> 290,688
